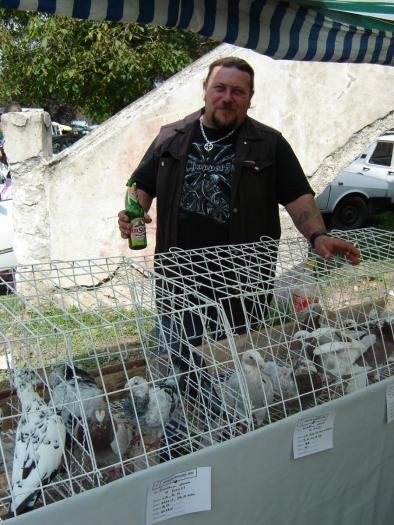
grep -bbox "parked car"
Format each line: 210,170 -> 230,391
0,198 -> 16,294
52,121 -> 93,154
316,130 -> 394,229
52,131 -> 85,154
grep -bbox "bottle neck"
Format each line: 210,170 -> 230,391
128,184 -> 141,205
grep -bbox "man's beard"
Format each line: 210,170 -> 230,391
211,108 -> 237,132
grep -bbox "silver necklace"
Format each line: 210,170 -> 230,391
199,117 -> 236,152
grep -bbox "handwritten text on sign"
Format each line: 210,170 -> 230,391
293,412 -> 335,459
146,467 -> 211,524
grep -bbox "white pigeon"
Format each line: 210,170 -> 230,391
9,368 -> 66,517
294,327 -> 341,346
48,364 -> 133,460
340,319 -> 368,340
262,361 -> 297,399
313,334 -> 376,377
345,364 -> 372,394
292,327 -> 340,362
223,350 -> 274,427
123,375 -> 179,448
293,330 -> 310,340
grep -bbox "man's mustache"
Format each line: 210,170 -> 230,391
216,104 -> 236,110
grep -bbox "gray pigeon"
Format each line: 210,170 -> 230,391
262,361 -> 297,399
263,360 -> 323,409
223,350 -> 274,427
48,364 -> 134,463
123,375 -> 179,449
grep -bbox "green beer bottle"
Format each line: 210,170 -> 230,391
125,179 -> 147,250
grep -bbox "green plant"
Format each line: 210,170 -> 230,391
0,296 -> 155,370
0,9 -> 217,122
368,211 -> 394,231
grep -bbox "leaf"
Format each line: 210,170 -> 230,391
0,10 -> 217,122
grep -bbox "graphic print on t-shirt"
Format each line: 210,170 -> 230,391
180,141 -> 235,224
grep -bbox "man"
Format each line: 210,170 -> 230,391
118,56 -> 359,353
118,57 -> 358,261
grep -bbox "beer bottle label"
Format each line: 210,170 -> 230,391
129,217 -> 147,249
125,181 -> 147,250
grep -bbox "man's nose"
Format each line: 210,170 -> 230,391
221,89 -> 233,102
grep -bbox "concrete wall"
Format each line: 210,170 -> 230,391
5,44 -> 394,265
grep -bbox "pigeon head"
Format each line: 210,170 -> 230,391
126,376 -> 148,391
125,376 -> 149,402
123,376 -> 150,420
241,350 -> 264,369
10,367 -> 36,391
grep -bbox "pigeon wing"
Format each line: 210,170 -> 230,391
10,412 -> 65,516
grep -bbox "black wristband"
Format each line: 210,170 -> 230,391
309,230 -> 329,249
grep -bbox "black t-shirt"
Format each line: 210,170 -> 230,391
131,113 -> 313,253
177,121 -> 239,250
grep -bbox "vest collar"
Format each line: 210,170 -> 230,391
174,109 -> 263,141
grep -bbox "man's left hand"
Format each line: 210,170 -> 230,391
314,235 -> 360,265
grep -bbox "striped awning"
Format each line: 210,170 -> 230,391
0,1 -> 392,65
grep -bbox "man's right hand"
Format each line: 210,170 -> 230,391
118,209 -> 152,239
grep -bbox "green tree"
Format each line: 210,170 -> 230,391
0,9 -> 217,123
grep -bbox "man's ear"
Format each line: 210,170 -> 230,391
202,78 -> 207,98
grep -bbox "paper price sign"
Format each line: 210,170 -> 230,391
293,412 -> 335,459
146,467 -> 211,524
386,384 -> 394,424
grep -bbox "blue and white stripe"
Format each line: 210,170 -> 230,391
0,0 -> 392,65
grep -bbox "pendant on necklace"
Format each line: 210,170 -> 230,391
204,142 -> 213,152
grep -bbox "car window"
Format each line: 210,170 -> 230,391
52,132 -> 83,154
369,141 -> 393,167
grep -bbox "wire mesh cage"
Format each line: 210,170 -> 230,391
130,227 -> 394,426
0,228 -> 393,519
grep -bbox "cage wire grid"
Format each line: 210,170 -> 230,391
0,228 -> 393,519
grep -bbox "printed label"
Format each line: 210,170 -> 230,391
293,412 -> 335,459
146,467 -> 211,524
130,218 -> 146,243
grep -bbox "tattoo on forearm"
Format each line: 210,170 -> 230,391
295,210 -> 312,226
286,195 -> 326,234
292,208 -> 324,232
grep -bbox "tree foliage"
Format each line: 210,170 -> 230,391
0,9 -> 217,122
